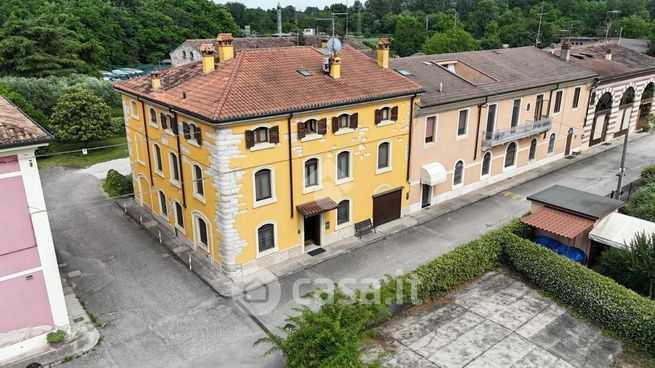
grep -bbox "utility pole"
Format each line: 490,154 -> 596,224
615,130 -> 630,200
535,0 -> 544,47
605,10 -> 621,43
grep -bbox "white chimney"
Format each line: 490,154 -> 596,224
606,48 -> 613,61
560,40 -> 571,62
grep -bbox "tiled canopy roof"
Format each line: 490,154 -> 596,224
0,96 -> 51,148
390,46 -> 598,108
297,198 -> 338,217
116,46 -> 424,124
522,207 -> 595,239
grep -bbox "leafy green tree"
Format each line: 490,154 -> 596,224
624,184 -> 655,222
392,15 -> 426,56
49,88 -> 113,144
598,232 -> 655,299
614,14 -> 652,38
0,83 -> 47,125
422,27 -> 478,54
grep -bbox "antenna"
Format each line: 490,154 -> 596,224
535,0 -> 544,47
327,37 -> 342,55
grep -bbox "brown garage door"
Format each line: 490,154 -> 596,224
372,188 -> 402,226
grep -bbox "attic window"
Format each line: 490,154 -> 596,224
572,54 -> 584,60
422,61 -> 433,66
580,53 -> 594,58
297,69 -> 312,77
395,69 -> 413,76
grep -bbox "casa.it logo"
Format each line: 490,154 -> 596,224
232,266 -> 281,317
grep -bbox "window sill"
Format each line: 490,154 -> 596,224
250,142 -> 276,152
480,173 -> 491,180
193,193 -> 206,204
335,221 -> 352,231
196,243 -> 210,253
376,167 -> 392,175
334,128 -> 355,136
253,197 -> 277,208
149,122 -> 158,128
165,129 -> 175,136
257,247 -> 279,259
137,159 -> 146,166
303,185 -> 323,194
502,165 -> 517,173
452,183 -> 463,189
155,170 -> 165,178
170,179 -> 181,188
300,134 -> 323,142
424,141 -> 437,148
174,225 -> 185,235
188,140 -> 201,148
376,120 -> 395,127
456,134 -> 468,141
335,177 -> 353,186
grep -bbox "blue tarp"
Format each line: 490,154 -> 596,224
533,236 -> 586,264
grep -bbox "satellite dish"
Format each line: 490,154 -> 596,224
327,37 -> 342,55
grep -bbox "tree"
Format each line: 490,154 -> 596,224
614,14 -> 652,38
624,184 -> 655,222
598,232 -> 655,299
49,88 -> 113,144
392,15 -> 426,56
422,27 -> 478,54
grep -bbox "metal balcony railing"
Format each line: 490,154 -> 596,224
482,115 -> 552,149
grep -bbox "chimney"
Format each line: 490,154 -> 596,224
605,48 -> 612,61
376,38 -> 390,68
150,70 -> 161,90
217,33 -> 234,62
560,40 -> 571,62
329,55 -> 341,79
321,38 -> 328,48
200,43 -> 216,74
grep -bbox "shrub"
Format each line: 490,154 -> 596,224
503,218 -> 534,239
497,230 -> 655,353
256,287 -> 387,368
102,170 -> 133,197
644,121 -> 652,132
641,166 -> 655,184
624,184 -> 655,222
413,232 -> 503,301
598,233 -> 655,299
47,330 -> 66,344
49,87 -> 113,144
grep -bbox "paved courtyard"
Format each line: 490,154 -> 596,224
370,271 -> 621,368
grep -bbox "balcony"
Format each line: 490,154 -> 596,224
482,116 -> 552,149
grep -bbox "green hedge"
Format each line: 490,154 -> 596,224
102,169 -> 133,197
495,230 -> 655,353
412,232 -> 503,301
641,165 -> 655,184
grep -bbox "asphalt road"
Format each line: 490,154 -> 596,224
41,133 -> 655,367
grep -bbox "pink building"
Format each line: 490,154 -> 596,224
0,96 -> 69,361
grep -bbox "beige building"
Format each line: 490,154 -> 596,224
390,47 -> 598,213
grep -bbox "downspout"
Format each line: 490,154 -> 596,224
138,97 -> 154,185
406,95 -> 417,182
172,111 -> 187,208
473,96 -> 487,161
287,113 -> 295,218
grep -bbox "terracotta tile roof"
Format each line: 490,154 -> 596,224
555,44 -> 655,79
0,96 -> 52,148
116,46 -> 424,123
297,198 -> 338,217
390,46 -> 597,108
522,207 -> 595,239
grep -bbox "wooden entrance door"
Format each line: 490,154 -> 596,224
372,188 -> 402,226
421,184 -> 431,208
303,215 -> 321,246
565,128 -> 573,156
590,113 -> 609,146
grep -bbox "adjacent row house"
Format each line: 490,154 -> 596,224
115,35 -> 655,276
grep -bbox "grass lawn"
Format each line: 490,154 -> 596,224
38,135 -> 128,169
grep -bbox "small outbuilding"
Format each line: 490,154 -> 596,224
589,212 -> 655,249
522,185 -> 624,264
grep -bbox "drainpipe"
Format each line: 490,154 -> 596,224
406,95 -> 417,182
287,113 -> 295,218
138,97 -> 154,185
474,96 -> 487,161
172,111 -> 187,208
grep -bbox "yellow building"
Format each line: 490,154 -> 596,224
115,35 -> 423,276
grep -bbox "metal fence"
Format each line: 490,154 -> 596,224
607,177 -> 646,201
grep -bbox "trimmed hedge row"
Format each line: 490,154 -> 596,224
412,232 -> 503,301
493,230 -> 655,353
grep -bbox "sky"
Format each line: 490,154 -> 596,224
214,0 -> 343,11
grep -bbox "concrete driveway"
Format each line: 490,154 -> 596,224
40,167 -> 282,368
371,271 -> 621,368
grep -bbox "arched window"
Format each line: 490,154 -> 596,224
377,142 -> 390,170
548,133 -> 556,154
193,214 -> 210,251
190,51 -> 194,59
620,87 -> 635,106
154,144 -> 163,172
642,83 -> 654,100
174,201 -> 184,229
189,123 -> 202,145
453,160 -> 464,186
255,168 -> 272,201
337,151 -> 351,180
257,223 -> 276,253
481,152 -> 491,177
338,114 -> 350,129
158,191 -> 167,216
529,138 -> 537,161
337,200 -> 350,225
504,142 -> 517,168
169,152 -> 180,181
193,164 -> 204,198
306,119 -> 319,134
596,92 -> 613,112
304,158 -> 319,188
130,101 -> 137,117
380,107 -> 391,121
149,108 -> 157,125
182,51 -> 187,59
254,127 -> 269,143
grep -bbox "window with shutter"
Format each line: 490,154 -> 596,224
183,123 -> 191,139
317,118 -> 327,134
245,130 -> 255,148
349,113 -> 358,129
306,119 -> 318,134
331,117 -> 338,132
374,109 -> 382,124
171,116 -> 178,134
269,126 -> 280,143
391,106 -> 398,120
161,113 -> 168,130
194,127 -> 202,145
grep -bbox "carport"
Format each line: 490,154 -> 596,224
589,212 -> 655,249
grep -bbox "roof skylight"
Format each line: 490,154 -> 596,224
395,68 -> 413,76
